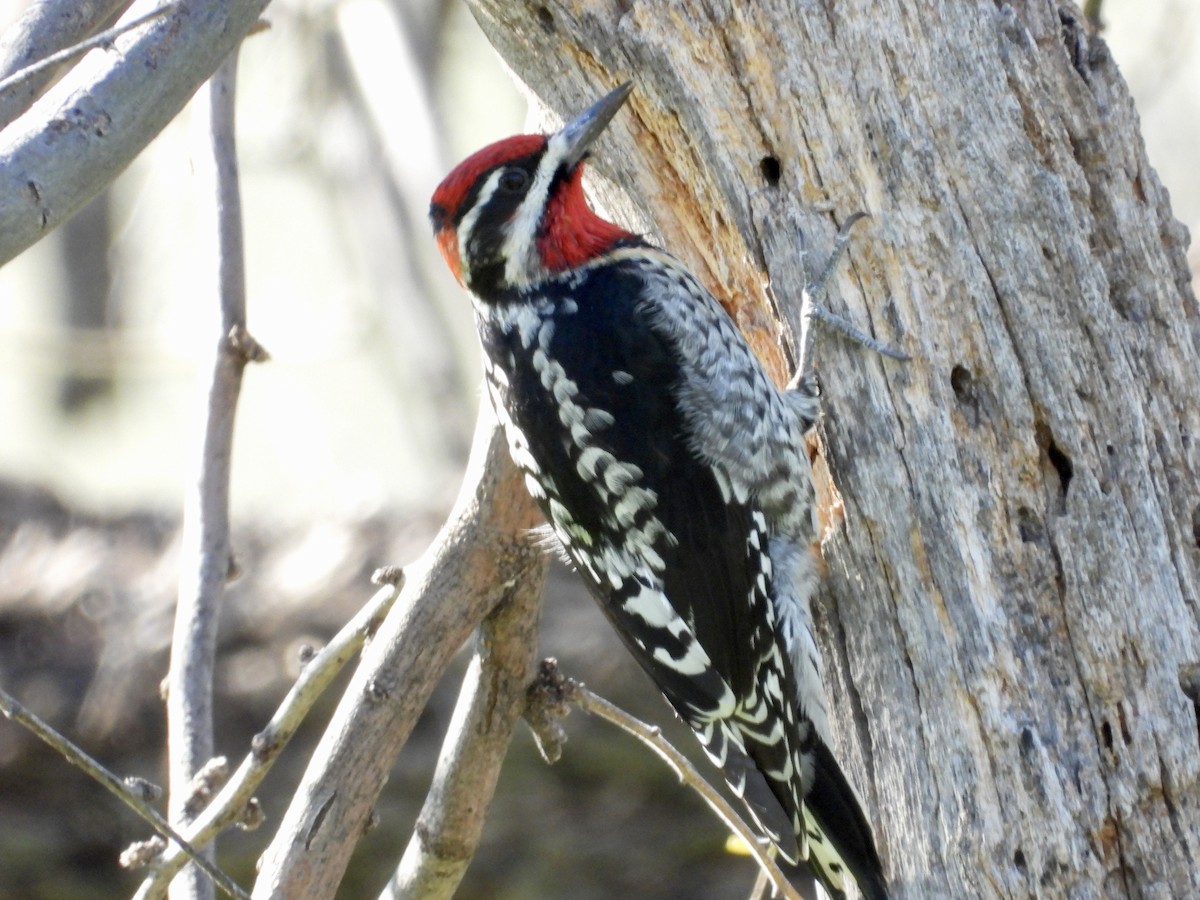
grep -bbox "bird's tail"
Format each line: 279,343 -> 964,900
703,709 -> 888,898
792,739 -> 888,900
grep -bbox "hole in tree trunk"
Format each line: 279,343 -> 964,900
1035,420 -> 1073,513
950,364 -> 981,426
1047,441 -> 1073,497
759,156 -> 781,186
1101,720 -> 1115,753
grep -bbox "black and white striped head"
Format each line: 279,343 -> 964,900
429,82 -> 636,298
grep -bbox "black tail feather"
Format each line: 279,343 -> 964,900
802,739 -> 888,900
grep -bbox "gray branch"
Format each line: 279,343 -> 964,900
252,403 -> 548,899
0,684 -> 248,900
167,48 -> 261,900
135,581 -> 402,899
0,0 -> 132,126
382,560 -> 545,900
0,0 -> 270,266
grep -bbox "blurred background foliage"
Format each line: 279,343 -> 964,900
0,0 -> 1196,897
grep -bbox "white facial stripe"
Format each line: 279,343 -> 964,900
456,168 -> 503,284
502,132 -> 574,288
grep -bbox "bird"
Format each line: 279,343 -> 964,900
429,80 -> 887,899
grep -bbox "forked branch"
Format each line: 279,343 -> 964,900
382,566 -> 546,900
135,578 -> 402,899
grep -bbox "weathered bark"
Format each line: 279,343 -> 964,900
463,1 -> 1200,896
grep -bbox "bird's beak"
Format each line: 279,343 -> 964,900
556,81 -> 633,169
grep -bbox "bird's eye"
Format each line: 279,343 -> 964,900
498,168 -> 528,193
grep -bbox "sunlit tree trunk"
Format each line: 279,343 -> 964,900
465,1 -> 1200,895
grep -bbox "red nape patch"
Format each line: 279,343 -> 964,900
431,134 -> 547,220
537,164 -> 633,271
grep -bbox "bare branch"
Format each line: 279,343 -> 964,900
522,661 -> 801,900
0,0 -> 271,265
572,686 -> 801,900
747,867 -> 771,900
0,0 -> 132,126
134,581 -> 402,900
167,47 -> 257,900
252,404 -> 546,899
0,4 -> 177,128
382,563 -> 545,900
0,685 -> 248,900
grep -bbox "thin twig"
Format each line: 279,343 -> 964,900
0,685 -> 248,900
748,866 -> 771,900
0,4 -> 179,106
134,580 -> 402,900
564,677 -> 802,900
167,48 -> 255,900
